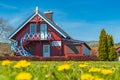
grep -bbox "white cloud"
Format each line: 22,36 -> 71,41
9,17 -> 21,26
0,3 -> 17,9
57,20 -> 120,43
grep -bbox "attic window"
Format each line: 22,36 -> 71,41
30,23 -> 36,33
40,24 -> 47,39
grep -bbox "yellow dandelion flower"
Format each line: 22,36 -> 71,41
2,60 -> 12,66
101,69 -> 113,75
79,64 -> 88,68
80,74 -> 94,80
81,74 -> 104,80
57,64 -> 70,71
93,76 -> 104,80
15,72 -> 32,80
13,60 -> 31,69
89,67 -> 101,73
43,65 -> 48,68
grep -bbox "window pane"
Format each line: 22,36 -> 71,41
40,24 -> 47,39
40,24 -> 47,32
30,23 -> 36,33
44,46 -> 48,52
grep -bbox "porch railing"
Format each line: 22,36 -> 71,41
23,32 -> 52,41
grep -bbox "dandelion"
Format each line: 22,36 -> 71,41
15,72 -> 32,80
13,60 -> 31,69
79,64 -> 88,68
43,65 -> 48,68
89,67 -> 101,73
101,69 -> 113,75
93,76 -> 104,80
1,60 -> 12,66
80,74 -> 94,80
57,64 -> 70,71
80,74 -> 104,80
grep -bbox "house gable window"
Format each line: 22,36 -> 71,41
30,23 -> 36,33
40,24 -> 48,39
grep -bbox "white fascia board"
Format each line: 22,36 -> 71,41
38,13 -> 67,38
8,14 -> 36,39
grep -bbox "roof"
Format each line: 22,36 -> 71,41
63,38 -> 91,50
8,7 -> 72,39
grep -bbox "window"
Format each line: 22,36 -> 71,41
44,46 -> 49,53
40,24 -> 47,39
30,23 -> 36,33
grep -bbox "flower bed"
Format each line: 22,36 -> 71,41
0,56 -> 98,61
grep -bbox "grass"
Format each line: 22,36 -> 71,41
0,61 -> 120,80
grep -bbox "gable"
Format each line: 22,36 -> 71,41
30,15 -> 44,22
8,10 -> 70,39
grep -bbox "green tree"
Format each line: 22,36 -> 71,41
107,35 -> 114,53
109,47 -> 118,61
98,29 -> 108,61
107,35 -> 116,61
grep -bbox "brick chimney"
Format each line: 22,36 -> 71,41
44,10 -> 53,21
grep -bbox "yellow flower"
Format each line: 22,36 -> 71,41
89,67 -> 101,73
79,64 -> 88,68
101,69 -> 113,75
15,72 -> 32,80
43,65 -> 48,68
1,60 -> 12,66
57,64 -> 70,71
80,74 -> 94,80
13,60 -> 31,69
80,74 -> 104,80
93,76 -> 104,80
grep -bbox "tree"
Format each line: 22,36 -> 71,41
98,29 -> 118,61
107,34 -> 114,61
109,47 -> 118,61
0,18 -> 14,43
98,29 -> 108,61
107,35 -> 114,54
107,35 -> 118,61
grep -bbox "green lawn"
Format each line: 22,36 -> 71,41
0,60 -> 120,80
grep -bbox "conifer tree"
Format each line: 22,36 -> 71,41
98,29 -> 108,61
108,35 -> 118,61
107,35 -> 114,54
109,47 -> 118,61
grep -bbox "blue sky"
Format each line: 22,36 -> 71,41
1,0 -> 120,43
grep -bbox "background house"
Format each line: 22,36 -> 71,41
116,46 -> 120,61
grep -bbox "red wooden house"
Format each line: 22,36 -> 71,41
8,7 -> 91,57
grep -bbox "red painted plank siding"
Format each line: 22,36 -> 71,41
51,46 -> 62,56
34,41 -> 42,56
48,25 -> 62,41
